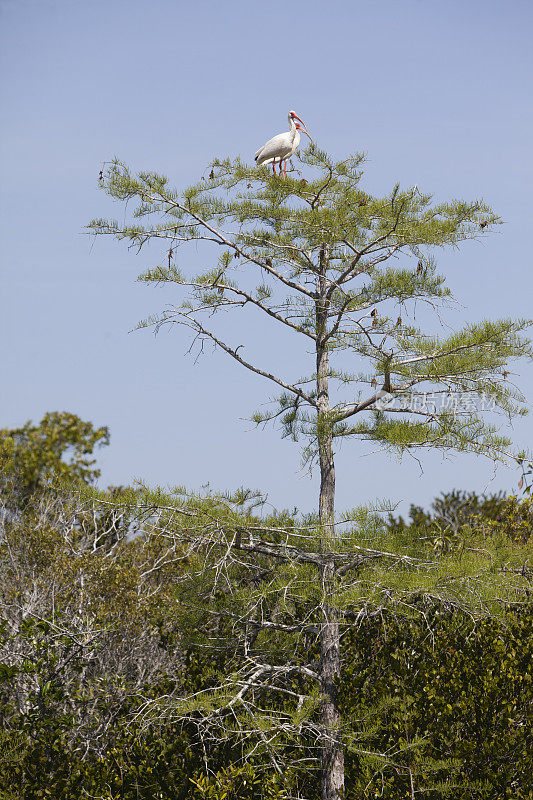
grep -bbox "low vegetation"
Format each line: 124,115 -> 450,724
1,414 -> 531,798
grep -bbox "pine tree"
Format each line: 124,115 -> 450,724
89,146 -> 532,799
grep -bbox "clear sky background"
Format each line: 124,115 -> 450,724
1,0 -> 532,517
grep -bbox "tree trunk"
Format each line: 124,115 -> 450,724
316,247 -> 344,800
319,557 -> 344,800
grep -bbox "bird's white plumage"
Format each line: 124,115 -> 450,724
254,111 -> 312,176
255,128 -> 301,166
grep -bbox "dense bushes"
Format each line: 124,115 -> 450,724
341,605 -> 532,798
1,416 -> 531,798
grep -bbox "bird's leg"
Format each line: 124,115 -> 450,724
272,161 -> 277,175
282,160 -> 287,178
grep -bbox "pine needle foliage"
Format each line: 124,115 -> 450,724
89,149 -> 531,469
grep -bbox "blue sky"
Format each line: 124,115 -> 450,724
1,0 -> 532,516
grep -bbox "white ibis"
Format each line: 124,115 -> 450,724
254,110 -> 314,177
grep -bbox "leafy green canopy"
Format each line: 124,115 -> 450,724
71,479 -> 532,797
388,489 -> 533,548
1,471 -> 532,798
89,148 -> 531,468
0,411 -> 109,506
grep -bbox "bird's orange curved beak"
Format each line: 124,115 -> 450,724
292,113 -> 314,145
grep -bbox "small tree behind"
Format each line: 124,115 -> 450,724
89,147 -> 532,799
0,411 -> 109,511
